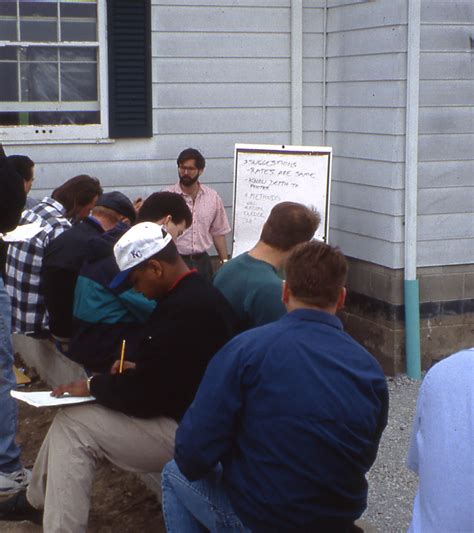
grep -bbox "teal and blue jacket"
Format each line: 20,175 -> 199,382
69,223 -> 155,373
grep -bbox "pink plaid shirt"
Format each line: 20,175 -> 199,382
165,182 -> 231,255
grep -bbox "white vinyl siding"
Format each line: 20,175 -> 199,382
417,0 -> 474,266
324,0 -> 407,268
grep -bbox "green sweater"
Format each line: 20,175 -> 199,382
213,253 -> 286,331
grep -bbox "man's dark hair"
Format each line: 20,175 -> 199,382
147,237 -> 180,265
137,192 -> 192,228
177,148 -> 206,170
260,202 -> 320,251
52,175 -> 103,219
7,155 -> 34,182
286,241 -> 348,308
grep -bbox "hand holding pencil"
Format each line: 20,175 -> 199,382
110,341 -> 136,374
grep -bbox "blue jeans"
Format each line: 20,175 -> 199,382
161,460 -> 250,533
0,278 -> 21,473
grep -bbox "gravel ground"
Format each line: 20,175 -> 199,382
362,375 -> 422,532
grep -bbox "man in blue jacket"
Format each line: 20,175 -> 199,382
162,241 -> 388,532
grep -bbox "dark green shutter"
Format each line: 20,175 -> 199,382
107,0 -> 152,138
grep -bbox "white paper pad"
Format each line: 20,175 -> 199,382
11,390 -> 95,408
1,222 -> 43,242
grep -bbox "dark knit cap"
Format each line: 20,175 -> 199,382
96,191 -> 136,223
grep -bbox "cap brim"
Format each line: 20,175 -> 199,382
108,267 -> 133,289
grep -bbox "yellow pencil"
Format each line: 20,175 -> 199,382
119,339 -> 126,373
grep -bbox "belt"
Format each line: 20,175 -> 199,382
181,252 -> 208,260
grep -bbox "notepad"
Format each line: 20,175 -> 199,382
11,390 -> 95,408
1,222 -> 43,242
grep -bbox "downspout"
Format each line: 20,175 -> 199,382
291,0 -> 303,145
404,0 -> 422,379
322,0 -> 328,145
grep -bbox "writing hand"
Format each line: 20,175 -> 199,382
110,360 -> 136,374
51,379 -> 90,397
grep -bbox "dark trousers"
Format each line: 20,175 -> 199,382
181,252 -> 213,281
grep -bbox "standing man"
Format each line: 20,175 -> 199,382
407,347 -> 474,532
165,148 -> 230,279
162,241 -> 388,532
0,143 -> 30,498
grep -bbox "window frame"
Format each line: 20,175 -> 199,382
0,0 -> 109,143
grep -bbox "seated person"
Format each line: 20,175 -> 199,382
5,175 -> 102,336
0,222 -> 237,531
69,192 -> 193,373
162,241 -> 388,532
214,201 -> 320,330
407,347 -> 474,532
42,191 -> 137,346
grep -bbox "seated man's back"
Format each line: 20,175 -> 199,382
214,202 -> 320,331
214,252 -> 284,330
168,241 -> 388,532
70,223 -> 154,373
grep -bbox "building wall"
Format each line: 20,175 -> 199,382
323,0 -> 408,269
418,0 -> 474,267
7,0 -> 325,254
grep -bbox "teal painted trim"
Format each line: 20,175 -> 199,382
404,279 -> 422,380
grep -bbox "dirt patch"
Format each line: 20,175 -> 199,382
14,377 -> 165,532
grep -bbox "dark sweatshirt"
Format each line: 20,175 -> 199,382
90,271 -> 237,420
0,153 -> 26,281
0,153 -> 26,234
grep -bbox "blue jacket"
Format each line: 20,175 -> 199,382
69,223 -> 155,373
175,309 -> 388,532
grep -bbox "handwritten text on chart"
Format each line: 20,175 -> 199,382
243,158 -> 297,169
242,158 -> 318,179
247,176 -> 299,190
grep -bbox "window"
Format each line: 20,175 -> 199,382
0,0 -> 152,142
0,0 -> 109,141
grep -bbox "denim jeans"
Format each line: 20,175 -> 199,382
0,278 -> 21,473
161,460 -> 250,533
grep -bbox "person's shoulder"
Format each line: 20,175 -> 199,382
163,183 -> 180,193
424,347 -> 474,389
199,183 -> 221,199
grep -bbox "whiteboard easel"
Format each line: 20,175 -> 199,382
232,144 -> 332,257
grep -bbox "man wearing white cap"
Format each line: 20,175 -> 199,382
0,222 -> 237,531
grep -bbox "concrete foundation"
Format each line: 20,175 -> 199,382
340,258 -> 474,375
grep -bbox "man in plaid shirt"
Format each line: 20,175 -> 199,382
5,176 -> 102,336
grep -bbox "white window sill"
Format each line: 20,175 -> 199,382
2,138 -> 116,146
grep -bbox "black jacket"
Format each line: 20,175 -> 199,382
69,222 -> 152,373
0,154 -> 26,280
90,272 -> 238,420
0,155 -> 26,234
42,217 -> 104,338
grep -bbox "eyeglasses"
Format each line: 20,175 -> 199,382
178,165 -> 198,173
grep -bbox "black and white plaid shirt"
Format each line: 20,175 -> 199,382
5,197 -> 71,335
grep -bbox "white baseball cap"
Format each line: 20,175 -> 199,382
110,222 -> 172,288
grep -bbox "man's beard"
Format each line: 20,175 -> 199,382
179,173 -> 199,187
